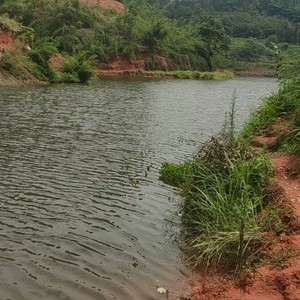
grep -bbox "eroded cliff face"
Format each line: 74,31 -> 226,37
81,0 -> 125,13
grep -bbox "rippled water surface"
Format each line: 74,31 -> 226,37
0,77 -> 277,300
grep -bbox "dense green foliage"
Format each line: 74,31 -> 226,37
153,0 -> 300,44
0,0 -> 299,81
0,0 -> 235,82
144,0 -> 300,74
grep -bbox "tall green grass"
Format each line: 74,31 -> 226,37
160,134 -> 272,270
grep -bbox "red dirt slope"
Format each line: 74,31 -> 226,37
0,30 -> 14,53
80,0 -> 125,13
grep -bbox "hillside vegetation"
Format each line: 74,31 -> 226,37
150,0 -> 300,75
154,0 -> 300,43
0,0 -> 299,83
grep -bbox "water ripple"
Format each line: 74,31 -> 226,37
0,78 -> 277,299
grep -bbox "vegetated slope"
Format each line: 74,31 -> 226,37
1,0 -> 297,84
145,0 -> 300,75
154,0 -> 300,43
0,15 -> 42,85
0,0 -> 233,83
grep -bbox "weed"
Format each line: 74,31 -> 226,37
160,161 -> 193,190
270,248 -> 298,268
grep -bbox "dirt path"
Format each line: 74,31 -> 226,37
188,149 -> 300,300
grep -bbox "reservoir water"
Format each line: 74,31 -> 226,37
0,77 -> 277,300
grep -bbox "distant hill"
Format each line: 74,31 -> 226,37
149,0 -> 300,43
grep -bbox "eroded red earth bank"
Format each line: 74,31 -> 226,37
81,0 -> 125,13
0,30 -> 14,53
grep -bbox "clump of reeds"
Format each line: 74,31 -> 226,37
182,139 -> 271,270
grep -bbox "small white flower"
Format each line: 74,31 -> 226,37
157,287 -> 167,294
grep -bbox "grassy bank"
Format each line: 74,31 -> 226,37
97,69 -> 235,80
242,77 -> 300,163
160,75 -> 300,271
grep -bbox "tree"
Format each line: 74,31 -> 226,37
198,16 -> 229,71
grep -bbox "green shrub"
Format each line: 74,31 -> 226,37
232,38 -> 274,61
201,72 -> 214,79
61,52 -> 94,83
77,61 -> 94,84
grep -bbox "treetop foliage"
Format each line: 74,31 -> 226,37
156,0 -> 300,43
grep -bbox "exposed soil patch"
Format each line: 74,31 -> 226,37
0,30 -> 13,48
190,261 -> 300,300
253,116 -> 295,149
0,30 -> 14,56
255,135 -> 277,145
100,55 -> 147,71
97,54 -> 175,76
272,153 -> 300,225
80,0 -> 125,13
49,53 -> 63,72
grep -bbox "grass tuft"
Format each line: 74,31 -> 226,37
161,130 -> 272,271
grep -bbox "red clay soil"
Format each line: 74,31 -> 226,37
0,30 -> 14,53
188,127 -> 300,300
272,154 -> 300,221
97,54 -> 175,76
255,116 -> 294,146
256,135 -> 278,144
100,55 -> 147,71
80,0 -> 125,13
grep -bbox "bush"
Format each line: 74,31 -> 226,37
77,61 -> 94,83
232,38 -> 274,61
61,52 -> 94,83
